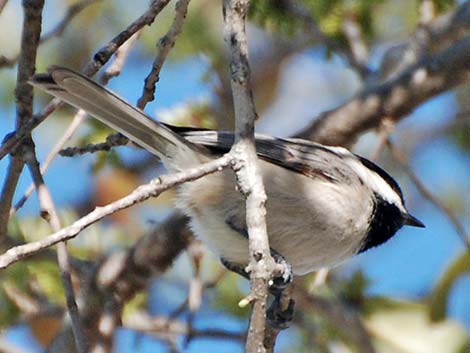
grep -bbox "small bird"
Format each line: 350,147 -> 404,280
30,67 -> 425,281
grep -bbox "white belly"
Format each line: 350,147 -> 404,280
177,161 -> 373,275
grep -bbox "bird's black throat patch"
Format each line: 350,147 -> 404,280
358,194 -> 405,253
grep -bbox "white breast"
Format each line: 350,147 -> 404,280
176,160 -> 374,275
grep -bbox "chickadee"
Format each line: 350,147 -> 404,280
30,67 -> 425,278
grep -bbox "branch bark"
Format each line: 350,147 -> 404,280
0,0 -> 44,241
223,0 -> 275,352
0,154 -> 231,269
298,37 -> 470,146
0,0 -> 172,161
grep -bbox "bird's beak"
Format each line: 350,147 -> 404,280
403,213 -> 425,228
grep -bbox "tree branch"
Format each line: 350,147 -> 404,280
0,154 -> 231,269
137,0 -> 191,109
23,142 -> 88,353
298,37 -> 470,146
0,0 -> 172,161
223,0 -> 275,351
0,0 -> 44,241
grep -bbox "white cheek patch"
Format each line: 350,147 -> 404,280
349,159 -> 404,210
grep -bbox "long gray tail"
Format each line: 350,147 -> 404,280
30,66 -> 205,170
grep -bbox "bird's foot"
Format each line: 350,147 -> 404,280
267,295 -> 295,330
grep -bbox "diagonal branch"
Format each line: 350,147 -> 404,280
137,0 -> 192,109
298,37 -> 470,147
0,154 -> 231,269
0,0 -> 172,161
23,142 -> 88,353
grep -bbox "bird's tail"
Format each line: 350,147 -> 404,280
30,66 -> 205,170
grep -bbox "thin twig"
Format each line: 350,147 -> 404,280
0,154 -> 232,269
124,311 -> 245,341
0,0 -> 45,241
342,15 -> 368,70
0,0 -> 172,161
223,0 -> 276,351
10,110 -> 86,216
11,30 -> 140,215
296,287 -> 375,353
41,0 -> 100,42
387,140 -> 470,252
369,118 -> 396,162
280,0 -> 370,78
23,143 -> 88,353
56,0 -> 190,161
0,158 -> 24,241
137,0 -> 191,109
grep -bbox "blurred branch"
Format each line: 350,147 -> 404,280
62,211 -> 194,353
298,37 -> 470,147
223,0 -> 276,352
40,0 -> 100,42
342,15 -> 368,70
137,0 -> 191,109
0,154 -> 231,269
0,0 -> 8,14
279,0 -> 370,78
124,311 -> 245,341
0,0 -> 44,241
0,0 -> 172,161
23,142 -> 87,353
378,2 -> 469,81
369,118 -> 396,162
296,287 -> 375,353
386,140 -> 470,252
10,111 -> 86,216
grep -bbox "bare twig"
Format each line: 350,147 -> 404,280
10,110 -> 86,216
369,118 -> 396,162
0,0 -> 172,161
23,143 -> 88,353
296,287 -> 375,353
298,37 -> 470,147
12,30 -> 140,216
223,0 -> 276,351
0,158 -> 24,241
378,2 -> 469,81
0,0 -> 8,14
59,131 -> 129,157
0,0 -> 45,241
280,0 -> 370,78
0,154 -> 232,269
342,15 -> 368,69
41,0 -> 100,42
99,30 -> 141,85
124,311 -> 245,341
137,0 -> 191,109
387,140 -> 470,252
